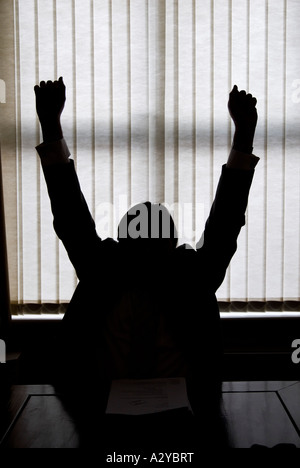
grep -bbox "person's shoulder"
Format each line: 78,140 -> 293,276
175,243 -> 197,257
101,237 -> 118,248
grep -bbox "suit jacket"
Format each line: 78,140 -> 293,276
41,160 -> 255,401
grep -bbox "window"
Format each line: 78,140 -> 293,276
0,0 -> 300,318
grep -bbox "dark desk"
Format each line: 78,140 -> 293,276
0,381 -> 299,450
222,381 -> 300,448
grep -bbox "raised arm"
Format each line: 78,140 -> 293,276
34,78 -> 102,279
196,86 -> 259,292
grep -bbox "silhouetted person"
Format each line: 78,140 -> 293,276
33,79 -> 259,436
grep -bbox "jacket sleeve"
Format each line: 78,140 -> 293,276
41,159 -> 102,280
196,164 -> 256,293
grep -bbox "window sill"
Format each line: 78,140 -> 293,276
10,311 -> 300,321
220,311 -> 300,318
11,314 -> 64,321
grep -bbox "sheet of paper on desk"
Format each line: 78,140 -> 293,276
106,378 -> 192,416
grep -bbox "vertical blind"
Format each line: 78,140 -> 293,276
1,0 -> 300,313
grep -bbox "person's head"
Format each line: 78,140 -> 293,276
117,201 -> 178,255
